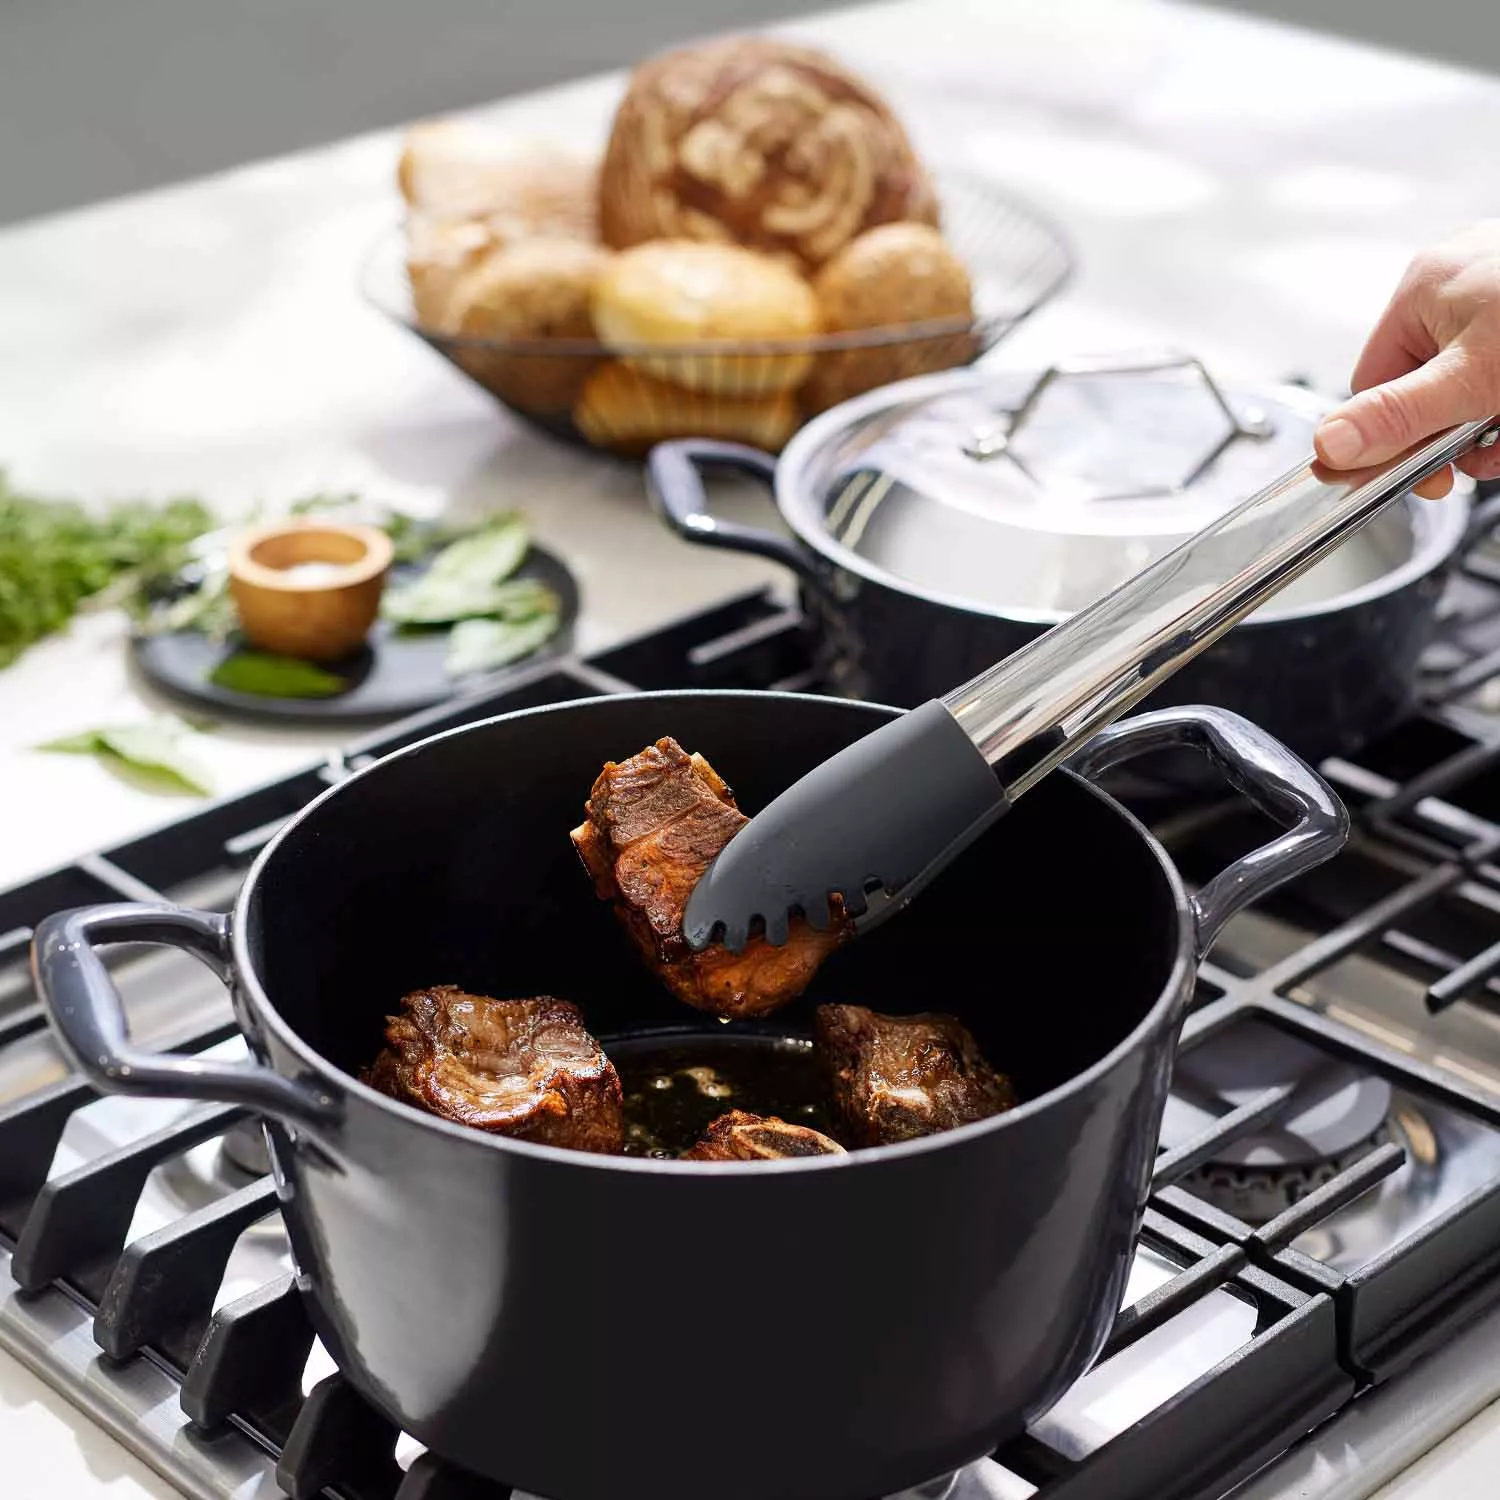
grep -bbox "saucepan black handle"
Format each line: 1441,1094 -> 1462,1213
1068,706 -> 1350,956
31,903 -> 336,1130
646,439 -> 823,583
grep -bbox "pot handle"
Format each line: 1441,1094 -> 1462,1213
31,903 -> 337,1130
646,439 -> 822,583
1068,706 -> 1349,957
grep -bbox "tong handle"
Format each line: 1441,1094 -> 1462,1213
942,418 -> 1500,797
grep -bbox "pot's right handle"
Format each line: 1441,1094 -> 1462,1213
1068,706 -> 1350,957
31,903 -> 337,1130
646,439 -> 822,583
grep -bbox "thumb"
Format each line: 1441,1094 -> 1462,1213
1315,347 -> 1478,469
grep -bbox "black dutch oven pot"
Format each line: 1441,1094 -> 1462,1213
31,691 -> 1347,1500
648,355 -> 1477,773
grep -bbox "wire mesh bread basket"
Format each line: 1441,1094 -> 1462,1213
361,173 -> 1075,458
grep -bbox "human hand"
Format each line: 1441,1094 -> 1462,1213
1313,220 -> 1500,500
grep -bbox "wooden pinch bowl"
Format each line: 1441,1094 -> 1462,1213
227,520 -> 394,663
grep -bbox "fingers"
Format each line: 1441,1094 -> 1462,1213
1314,346 -> 1481,469
1348,287 -> 1436,396
1412,466 -> 1456,500
1459,445 -> 1500,481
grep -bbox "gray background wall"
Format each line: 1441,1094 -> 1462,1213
0,0 -> 1496,228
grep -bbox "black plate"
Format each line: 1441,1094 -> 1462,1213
129,545 -> 580,724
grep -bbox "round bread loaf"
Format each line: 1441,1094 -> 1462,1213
802,222 -> 977,413
445,237 -> 611,414
591,240 -> 820,395
598,37 -> 939,270
574,361 -> 799,455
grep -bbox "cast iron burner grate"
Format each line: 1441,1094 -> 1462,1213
8,497 -> 1500,1500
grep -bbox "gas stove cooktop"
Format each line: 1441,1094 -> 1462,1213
11,526 -> 1500,1500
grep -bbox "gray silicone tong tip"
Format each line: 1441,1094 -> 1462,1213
681,700 -> 1007,953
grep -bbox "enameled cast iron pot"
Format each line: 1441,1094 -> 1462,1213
648,361 -> 1478,772
32,691 -> 1347,1500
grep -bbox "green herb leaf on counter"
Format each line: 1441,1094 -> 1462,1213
38,720 -> 213,797
382,513 -> 532,625
446,609 -> 563,677
209,651 -> 348,698
0,475 -> 213,668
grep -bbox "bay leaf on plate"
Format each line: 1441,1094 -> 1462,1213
209,651 -> 347,698
381,513 -> 532,625
445,609 -> 562,677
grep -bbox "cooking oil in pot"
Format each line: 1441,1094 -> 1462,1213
609,1034 -> 837,1158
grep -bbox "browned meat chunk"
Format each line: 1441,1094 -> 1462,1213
683,1109 -> 847,1161
571,736 -> 846,1019
815,1003 -> 1016,1146
363,986 -> 623,1153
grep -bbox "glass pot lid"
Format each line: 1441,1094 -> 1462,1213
777,352 -> 1439,623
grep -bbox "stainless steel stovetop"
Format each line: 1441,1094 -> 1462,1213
10,560 -> 1500,1500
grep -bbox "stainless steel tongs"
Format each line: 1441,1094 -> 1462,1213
681,416 -> 1500,953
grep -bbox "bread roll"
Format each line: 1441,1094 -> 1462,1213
445,238 -> 611,414
398,119 -> 598,241
405,214 -> 502,330
591,240 -> 819,395
574,361 -> 799,455
598,36 -> 939,270
802,222 -> 977,413
815,222 -> 972,331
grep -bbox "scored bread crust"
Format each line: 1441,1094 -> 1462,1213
598,36 -> 939,270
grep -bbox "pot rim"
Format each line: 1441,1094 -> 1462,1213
233,689 -> 1197,1176
774,365 -> 1473,625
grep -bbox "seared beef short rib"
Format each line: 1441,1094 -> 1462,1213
815,1003 -> 1016,1146
364,986 -> 623,1153
683,1109 -> 846,1161
571,737 -> 846,1019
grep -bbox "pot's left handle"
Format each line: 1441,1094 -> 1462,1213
1068,706 -> 1350,956
31,903 -> 337,1130
646,439 -> 823,583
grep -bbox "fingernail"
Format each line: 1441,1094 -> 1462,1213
1316,417 -> 1365,467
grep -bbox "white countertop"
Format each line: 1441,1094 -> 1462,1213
5,0 -> 1500,1495
0,1355 -> 180,1500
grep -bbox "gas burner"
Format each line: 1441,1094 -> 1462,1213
1165,1022 -> 1396,1225
1180,1119 -> 1392,1225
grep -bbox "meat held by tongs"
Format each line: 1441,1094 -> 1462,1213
571,736 -> 846,1019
